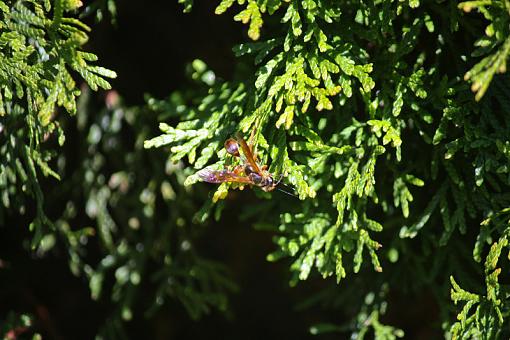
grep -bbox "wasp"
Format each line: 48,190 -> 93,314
197,132 -> 289,193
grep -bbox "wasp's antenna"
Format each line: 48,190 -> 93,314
273,175 -> 298,198
276,186 -> 299,198
279,181 -> 296,192
275,174 -> 284,185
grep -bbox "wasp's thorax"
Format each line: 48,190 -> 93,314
245,169 -> 274,192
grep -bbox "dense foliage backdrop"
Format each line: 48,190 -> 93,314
1,0 -> 510,339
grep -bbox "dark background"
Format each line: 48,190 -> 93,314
0,1 -> 441,339
90,1 -> 242,104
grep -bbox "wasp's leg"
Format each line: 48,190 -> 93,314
246,128 -> 259,161
232,165 -> 244,175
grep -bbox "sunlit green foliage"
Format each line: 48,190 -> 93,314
450,232 -> 509,339
144,0 -> 510,337
0,0 -> 116,248
459,0 -> 510,100
3,0 -> 510,338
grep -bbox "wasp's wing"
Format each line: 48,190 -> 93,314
235,132 -> 261,174
197,168 -> 253,184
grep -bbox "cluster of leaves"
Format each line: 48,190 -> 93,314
1,1 -> 238,337
0,0 -> 115,248
0,312 -> 40,339
306,282 -> 404,339
80,0 -> 117,24
3,0 -> 510,338
459,0 -> 510,100
144,0 -> 510,337
44,87 -> 237,338
154,0 -> 430,286
450,232 -> 509,339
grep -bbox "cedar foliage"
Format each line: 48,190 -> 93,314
0,0 -> 115,247
2,0 -> 510,339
